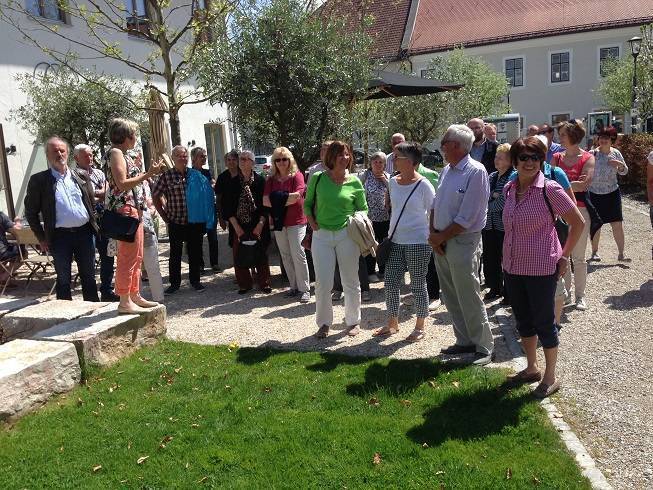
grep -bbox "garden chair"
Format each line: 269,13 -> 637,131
11,227 -> 56,297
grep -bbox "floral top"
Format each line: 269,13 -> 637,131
588,147 -> 627,195
358,169 -> 390,222
105,150 -> 145,211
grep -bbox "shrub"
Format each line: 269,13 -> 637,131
618,133 -> 653,190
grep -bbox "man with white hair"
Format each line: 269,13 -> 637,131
152,145 -> 205,294
429,125 -> 494,365
73,144 -> 118,301
467,118 -> 499,173
385,133 -> 406,174
24,136 -> 99,301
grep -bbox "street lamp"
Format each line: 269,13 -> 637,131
628,36 -> 642,133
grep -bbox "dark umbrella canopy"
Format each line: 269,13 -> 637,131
365,70 -> 463,99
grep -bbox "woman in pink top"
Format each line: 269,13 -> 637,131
552,120 -> 595,311
263,147 -> 310,303
502,137 -> 584,398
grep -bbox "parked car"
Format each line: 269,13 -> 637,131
422,149 -> 443,169
254,155 -> 272,176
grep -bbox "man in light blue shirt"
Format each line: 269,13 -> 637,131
24,137 -> 99,301
429,124 -> 494,365
384,133 -> 405,174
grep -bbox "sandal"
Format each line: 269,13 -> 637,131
406,328 -> 425,343
507,369 -> 542,385
347,324 -> 360,337
372,326 -> 399,337
315,325 -> 330,339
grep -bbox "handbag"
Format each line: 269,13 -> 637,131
236,239 -> 263,268
301,172 -> 324,250
100,188 -> 140,242
542,179 -> 569,246
376,179 -> 423,268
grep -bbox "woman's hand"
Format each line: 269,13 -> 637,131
146,159 -> 163,178
557,256 -> 569,278
235,224 -> 245,239
307,216 -> 319,231
253,221 -> 264,239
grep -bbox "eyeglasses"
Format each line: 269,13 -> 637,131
274,157 -> 290,163
518,154 -> 542,163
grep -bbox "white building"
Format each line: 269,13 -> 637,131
334,0 -> 653,135
0,0 -> 236,217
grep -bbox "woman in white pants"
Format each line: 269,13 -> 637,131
141,180 -> 164,302
263,147 -> 311,303
304,141 -> 368,338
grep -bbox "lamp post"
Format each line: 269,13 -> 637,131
628,36 -> 642,133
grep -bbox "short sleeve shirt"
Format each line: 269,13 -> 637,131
152,168 -> 188,225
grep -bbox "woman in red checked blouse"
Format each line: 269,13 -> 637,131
502,137 -> 585,399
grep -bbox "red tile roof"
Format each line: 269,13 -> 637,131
410,0 -> 653,54
324,0 -> 653,59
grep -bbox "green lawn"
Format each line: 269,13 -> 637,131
0,340 -> 589,488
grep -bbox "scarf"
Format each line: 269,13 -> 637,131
236,172 -> 257,224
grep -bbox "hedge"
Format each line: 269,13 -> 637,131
618,133 -> 653,190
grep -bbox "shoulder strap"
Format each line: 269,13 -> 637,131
542,180 -> 556,223
388,179 -> 423,240
311,172 -> 324,218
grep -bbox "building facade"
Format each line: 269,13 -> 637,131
0,0 -> 236,217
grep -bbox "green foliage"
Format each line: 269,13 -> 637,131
365,49 -> 510,149
597,24 -> 653,120
11,67 -> 148,153
0,341 -> 591,488
196,0 -> 373,167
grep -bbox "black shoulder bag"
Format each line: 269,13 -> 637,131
376,179 -> 422,268
301,172 -> 324,250
542,179 -> 569,246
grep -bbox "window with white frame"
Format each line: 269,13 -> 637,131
505,57 -> 524,87
26,0 -> 65,22
550,51 -> 570,83
599,46 -> 620,77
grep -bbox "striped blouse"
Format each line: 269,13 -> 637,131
484,169 -> 515,231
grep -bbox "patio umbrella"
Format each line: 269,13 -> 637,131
365,70 -> 463,100
147,88 -> 173,169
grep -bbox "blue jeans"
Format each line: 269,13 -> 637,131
95,233 -> 115,295
51,224 -> 99,301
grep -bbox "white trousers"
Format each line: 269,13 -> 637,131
312,228 -> 361,327
564,206 -> 590,299
274,224 -> 310,293
142,240 -> 164,302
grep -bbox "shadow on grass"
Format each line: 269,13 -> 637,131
346,358 -> 462,397
407,381 -> 531,446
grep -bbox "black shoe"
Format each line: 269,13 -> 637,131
472,351 -> 495,366
165,285 -> 180,295
192,283 -> 206,292
261,287 -> 272,294
211,265 -> 223,273
238,288 -> 252,295
484,290 -> 501,301
100,291 -> 120,302
440,344 -> 476,355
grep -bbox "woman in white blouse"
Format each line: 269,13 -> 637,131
373,142 -> 435,342
588,126 -> 629,261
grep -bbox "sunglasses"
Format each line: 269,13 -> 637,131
274,157 -> 290,163
518,154 -> 542,163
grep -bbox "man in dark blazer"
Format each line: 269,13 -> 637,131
467,118 -> 499,174
24,136 -> 99,301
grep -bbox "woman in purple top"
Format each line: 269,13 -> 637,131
502,137 -> 584,398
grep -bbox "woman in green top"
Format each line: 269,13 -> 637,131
304,141 -> 368,338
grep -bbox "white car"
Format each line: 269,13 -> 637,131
254,155 -> 272,176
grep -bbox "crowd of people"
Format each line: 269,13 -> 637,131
2,115 -> 652,400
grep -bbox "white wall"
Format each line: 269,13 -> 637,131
0,0 -> 232,216
402,26 -> 642,131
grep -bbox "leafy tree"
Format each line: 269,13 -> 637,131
365,48 -> 510,149
11,67 -> 148,152
0,0 -> 235,145
195,0 -> 373,168
597,24 -> 653,122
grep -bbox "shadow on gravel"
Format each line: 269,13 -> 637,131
407,381 -> 531,446
587,262 -> 631,274
603,279 -> 653,310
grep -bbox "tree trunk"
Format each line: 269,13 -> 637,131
169,108 -> 181,147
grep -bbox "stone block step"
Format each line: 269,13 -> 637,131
0,297 -> 39,318
0,339 -> 80,422
0,300 -> 109,343
34,304 -> 166,371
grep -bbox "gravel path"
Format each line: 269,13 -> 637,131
154,196 -> 651,490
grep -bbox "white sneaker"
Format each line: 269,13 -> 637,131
428,299 -> 441,311
299,291 -> 311,303
575,297 -> 588,311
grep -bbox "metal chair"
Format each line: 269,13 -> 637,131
11,228 -> 56,297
